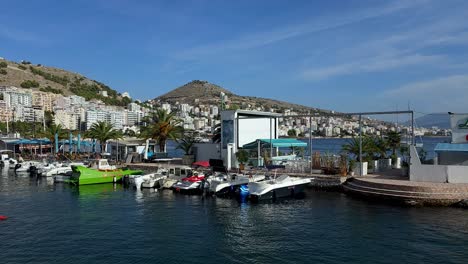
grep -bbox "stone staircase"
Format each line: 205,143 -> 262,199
343,177 -> 468,206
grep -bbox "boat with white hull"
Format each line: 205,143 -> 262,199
130,173 -> 167,189
42,163 -> 84,177
159,166 -> 195,189
248,175 -> 311,201
209,173 -> 266,196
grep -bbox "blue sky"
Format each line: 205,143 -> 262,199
2,0 -> 468,115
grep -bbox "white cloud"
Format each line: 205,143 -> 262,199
171,0 -> 426,60
383,74 -> 468,113
302,54 -> 444,80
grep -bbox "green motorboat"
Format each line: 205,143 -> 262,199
70,159 -> 143,185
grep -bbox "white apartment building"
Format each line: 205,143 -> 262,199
128,102 -> 141,112
161,103 -> 171,112
109,111 -> 124,130
3,89 -> 32,108
86,110 -> 108,129
55,110 -> 79,130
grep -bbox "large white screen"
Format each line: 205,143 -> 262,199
238,118 -> 276,147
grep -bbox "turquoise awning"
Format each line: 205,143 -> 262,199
242,139 -> 307,149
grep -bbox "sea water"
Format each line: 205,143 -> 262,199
1,167 -> 467,264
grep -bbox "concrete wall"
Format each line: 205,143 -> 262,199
193,143 -> 221,162
410,145 -> 468,183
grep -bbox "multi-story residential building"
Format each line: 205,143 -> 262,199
32,91 -> 57,111
109,111 -> 124,130
161,103 -> 171,112
125,111 -> 139,126
2,88 -> 32,108
128,102 -> 141,112
86,110 -> 108,129
55,110 -> 79,130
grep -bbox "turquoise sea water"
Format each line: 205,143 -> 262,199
1,168 -> 467,264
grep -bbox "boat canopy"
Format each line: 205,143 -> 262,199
434,143 -> 468,152
242,139 -> 307,149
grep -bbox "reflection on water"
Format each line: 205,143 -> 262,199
1,168 -> 467,264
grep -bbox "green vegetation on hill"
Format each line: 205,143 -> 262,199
69,79 -> 131,106
29,66 -> 69,86
0,61 -> 7,68
21,80 -> 40,88
0,69 -> 7,75
40,85 -> 63,94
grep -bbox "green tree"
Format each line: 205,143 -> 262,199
287,129 -> 297,137
140,109 -> 183,152
40,124 -> 68,153
342,135 -> 374,161
85,121 -> 122,153
386,131 -> 401,158
177,131 -> 198,155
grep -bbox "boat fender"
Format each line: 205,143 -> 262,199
113,176 -> 116,183
0,215 -> 8,221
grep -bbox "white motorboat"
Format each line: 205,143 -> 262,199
130,172 -> 167,189
159,165 -> 196,189
209,173 -> 266,196
248,174 -> 311,201
172,174 -> 206,194
0,150 -> 18,168
15,161 -> 43,173
43,163 -> 84,177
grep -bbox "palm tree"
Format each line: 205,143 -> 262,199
342,135 -> 374,161
386,131 -> 401,158
140,109 -> 183,153
85,121 -> 122,153
40,124 -> 68,154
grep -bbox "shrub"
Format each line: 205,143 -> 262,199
0,61 -> 7,68
20,80 -> 40,88
18,65 -> 27,70
39,86 -> 63,94
0,69 -> 7,75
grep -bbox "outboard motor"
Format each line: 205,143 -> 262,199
0,161 -> 4,168
30,166 -> 38,177
14,163 -> 21,171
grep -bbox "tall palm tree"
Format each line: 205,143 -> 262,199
342,135 -> 374,161
386,131 -> 401,158
85,121 -> 122,153
140,109 -> 183,153
40,124 -> 68,153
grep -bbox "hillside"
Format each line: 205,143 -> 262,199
0,57 -> 131,106
154,80 -> 332,114
408,113 -> 450,129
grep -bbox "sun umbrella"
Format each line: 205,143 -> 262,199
192,161 -> 210,167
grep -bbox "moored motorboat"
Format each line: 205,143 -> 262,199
43,162 -> 84,177
248,174 -> 311,201
159,165 -> 195,189
130,172 -> 168,189
70,159 -> 143,185
209,173 -> 266,196
172,174 -> 206,194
